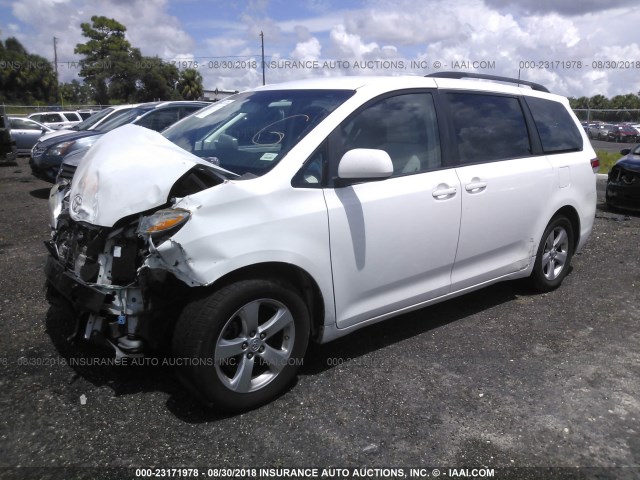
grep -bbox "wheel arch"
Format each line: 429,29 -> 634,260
196,262 -> 326,341
551,205 -> 581,251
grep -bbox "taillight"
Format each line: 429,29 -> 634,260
591,157 -> 600,174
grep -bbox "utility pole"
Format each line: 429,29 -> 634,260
53,37 -> 61,104
260,31 -> 265,86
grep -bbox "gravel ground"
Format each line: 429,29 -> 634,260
0,156 -> 638,480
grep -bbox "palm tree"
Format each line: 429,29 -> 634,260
178,68 -> 203,100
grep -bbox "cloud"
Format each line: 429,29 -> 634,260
343,5 -> 467,45
329,24 -> 379,59
291,37 -> 322,61
2,0 -> 640,97
482,0 -> 637,16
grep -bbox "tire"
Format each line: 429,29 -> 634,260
605,187 -> 619,211
529,216 -> 574,292
172,279 -> 310,411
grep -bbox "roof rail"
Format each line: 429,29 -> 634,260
425,71 -> 550,93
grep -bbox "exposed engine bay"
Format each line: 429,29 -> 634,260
45,126 -> 229,358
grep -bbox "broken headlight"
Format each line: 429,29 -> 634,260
138,208 -> 191,244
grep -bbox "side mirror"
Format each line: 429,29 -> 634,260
214,133 -> 238,150
620,148 -> 631,156
336,148 -> 393,186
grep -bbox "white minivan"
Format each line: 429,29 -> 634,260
45,73 -> 598,410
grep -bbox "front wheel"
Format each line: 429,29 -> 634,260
172,279 -> 310,411
529,216 -> 574,292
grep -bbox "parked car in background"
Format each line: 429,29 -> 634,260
581,122 -> 588,133
39,104 -> 140,142
606,145 -> 640,210
608,124 -> 639,143
0,111 -> 17,162
8,117 -> 54,155
31,101 -> 208,182
595,124 -> 616,140
588,123 -> 606,139
27,111 -> 82,130
45,73 -> 598,411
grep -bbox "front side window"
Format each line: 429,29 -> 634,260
11,118 -> 41,130
447,93 -> 531,163
335,92 -> 442,177
525,97 -> 583,153
163,90 -> 354,178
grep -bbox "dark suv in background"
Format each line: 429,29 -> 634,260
30,101 -> 209,182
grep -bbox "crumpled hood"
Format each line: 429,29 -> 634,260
70,124 -> 204,227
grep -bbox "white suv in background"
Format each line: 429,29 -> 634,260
38,104 -> 142,142
45,73 -> 598,411
27,111 -> 82,130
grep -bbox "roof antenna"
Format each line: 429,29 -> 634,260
518,68 -> 521,88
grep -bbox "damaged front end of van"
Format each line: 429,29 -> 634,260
45,125 -> 232,358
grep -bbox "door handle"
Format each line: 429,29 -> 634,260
432,185 -> 457,199
465,181 -> 487,193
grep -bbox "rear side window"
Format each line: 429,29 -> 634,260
447,93 -> 531,163
63,112 -> 82,122
526,97 -> 583,153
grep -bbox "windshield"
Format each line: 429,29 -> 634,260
95,106 -> 152,133
72,107 -> 114,130
162,89 -> 354,177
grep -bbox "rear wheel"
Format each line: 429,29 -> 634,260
172,279 -> 310,411
529,216 -> 574,292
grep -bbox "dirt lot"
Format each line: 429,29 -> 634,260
0,156 -> 638,480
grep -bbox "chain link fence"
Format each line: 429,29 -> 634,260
573,109 -> 640,123
1,105 -> 109,117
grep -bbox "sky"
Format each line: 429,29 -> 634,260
1,0 -> 639,99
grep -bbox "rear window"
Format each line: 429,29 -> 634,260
525,97 -> 583,153
446,93 -> 531,163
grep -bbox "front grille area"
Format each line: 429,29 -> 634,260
53,214 -> 146,286
58,163 -> 77,180
610,166 -> 640,185
53,216 -> 106,283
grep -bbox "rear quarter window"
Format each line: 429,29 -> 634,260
446,92 -> 531,164
525,97 -> 583,153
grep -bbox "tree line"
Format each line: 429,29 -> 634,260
569,94 -> 640,123
0,16 -> 203,105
